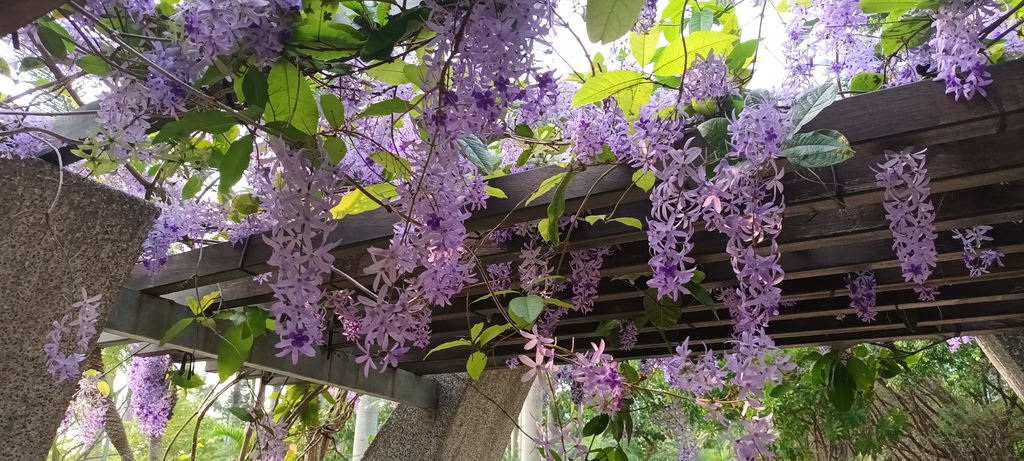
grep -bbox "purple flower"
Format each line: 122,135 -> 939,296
127,354 -> 173,436
44,289 -> 102,382
876,147 -> 938,299
953,225 -> 1005,276
929,0 -> 998,100
619,320 -> 638,351
569,247 -> 612,313
845,271 -> 878,322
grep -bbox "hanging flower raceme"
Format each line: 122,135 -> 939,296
250,409 -> 290,461
176,0 -> 298,71
845,271 -> 878,322
947,335 -> 975,352
876,147 -> 938,300
952,225 -> 1005,276
569,246 -> 612,314
647,139 -> 703,301
930,0 -> 998,100
572,340 -> 625,413
619,320 -> 638,351
71,373 -> 107,446
264,141 -> 340,363
127,354 -> 173,437
44,288 -> 102,382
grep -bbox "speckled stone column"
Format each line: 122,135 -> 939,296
361,369 -> 533,461
0,159 -> 157,460
977,334 -> 1024,399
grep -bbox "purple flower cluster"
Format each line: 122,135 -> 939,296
177,0 -> 298,71
683,53 -> 738,103
71,374 -> 107,445
845,271 -> 878,322
486,261 -> 513,291
44,288 -> 102,382
952,225 -> 1005,276
569,246 -> 612,313
141,186 -> 225,272
251,410 -> 289,461
946,335 -> 975,353
264,142 -> 340,363
573,342 -> 625,413
930,0 -> 998,100
619,320 -> 638,351
816,0 -> 881,82
876,147 -> 938,298
633,0 -> 659,33
564,104 -> 633,163
0,115 -> 60,159
647,139 -> 703,300
127,354 -> 173,436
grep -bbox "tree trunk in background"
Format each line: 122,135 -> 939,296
303,391 -> 357,461
85,349 -> 136,461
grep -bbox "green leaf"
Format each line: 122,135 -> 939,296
456,135 -> 498,174
76,55 -> 110,76
850,72 -> 885,93
769,383 -> 795,398
356,98 -> 411,119
36,23 -> 69,60
827,364 -> 855,411
466,351 -> 487,380
609,217 -> 643,230
629,26 -> 661,66
288,22 -> 362,60
684,280 -> 715,310
470,323 -> 485,342
583,414 -> 611,437
227,406 -> 256,423
642,289 -> 683,330
595,320 -> 620,336
477,324 -> 512,346
689,10 -> 714,33
267,58 -> 320,135
697,117 -> 731,153
526,172 -> 568,206
509,295 -> 545,327
219,135 -> 254,194
485,186 -> 507,199
240,68 -> 269,108
20,57 -> 46,72
586,0 -> 646,44
781,131 -> 856,168
897,308 -> 919,332
426,339 -> 472,357
160,318 -> 193,346
153,111 -> 238,143
242,306 -> 270,338
320,93 -> 346,130
361,6 -> 429,61
370,151 -> 413,179
572,70 -> 650,107
366,60 -> 411,85
403,63 -> 427,89
846,356 -> 874,392
471,290 -> 521,305
544,298 -> 574,309
791,82 -> 839,132
323,137 -> 348,165
0,59 -> 10,78
632,169 -> 656,192
726,39 -> 760,73
619,362 -> 640,382
170,370 -> 204,388
858,0 -> 920,13
541,171 -> 577,244
880,16 -> 931,56
330,183 -> 398,219
218,323 -> 254,382
585,214 -> 607,225
182,176 -> 203,200
653,31 -> 738,77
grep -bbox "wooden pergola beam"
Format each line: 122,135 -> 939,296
103,289 -> 440,408
0,0 -> 67,36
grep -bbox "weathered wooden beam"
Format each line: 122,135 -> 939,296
103,289 -> 439,408
0,0 -> 67,36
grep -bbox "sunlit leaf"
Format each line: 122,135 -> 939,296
586,0 -> 646,44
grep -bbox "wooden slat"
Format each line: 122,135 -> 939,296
0,0 -> 68,36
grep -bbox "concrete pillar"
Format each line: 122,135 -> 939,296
0,159 -> 157,460
352,396 -> 379,461
360,369 -> 533,461
517,378 -> 544,461
977,333 -> 1024,398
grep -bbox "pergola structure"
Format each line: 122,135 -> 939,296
35,59 -> 1024,408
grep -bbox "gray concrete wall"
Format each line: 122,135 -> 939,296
361,369 -> 533,461
0,159 -> 157,459
977,333 -> 1024,399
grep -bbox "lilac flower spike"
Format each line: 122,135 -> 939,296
845,271 -> 878,322
952,225 -> 1005,276
44,289 -> 102,382
876,147 -> 938,300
